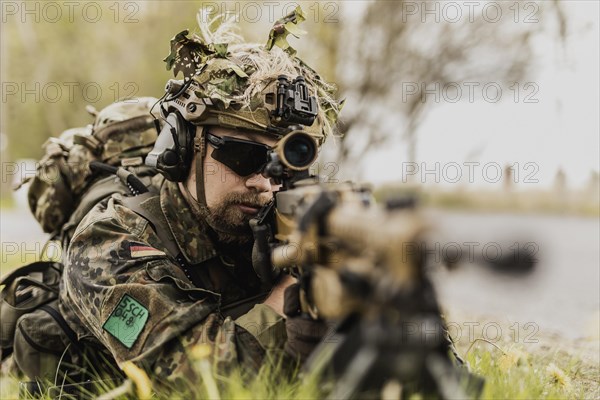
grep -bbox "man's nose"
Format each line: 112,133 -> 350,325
245,173 -> 272,193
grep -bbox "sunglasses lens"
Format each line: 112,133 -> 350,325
211,141 -> 269,176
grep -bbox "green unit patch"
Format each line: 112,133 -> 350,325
102,294 -> 149,349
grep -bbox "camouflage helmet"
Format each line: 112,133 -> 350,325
161,7 -> 343,144
87,97 -> 159,164
92,97 -> 157,129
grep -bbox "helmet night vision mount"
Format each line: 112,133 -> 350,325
272,75 -> 318,127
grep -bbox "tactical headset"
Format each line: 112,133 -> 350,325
146,79 -> 199,182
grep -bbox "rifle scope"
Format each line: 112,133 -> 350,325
275,130 -> 318,171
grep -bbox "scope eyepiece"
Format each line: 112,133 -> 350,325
276,131 -> 318,171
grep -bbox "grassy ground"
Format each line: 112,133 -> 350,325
0,348 -> 594,399
1,246 -> 597,399
1,318 -> 597,400
457,328 -> 599,399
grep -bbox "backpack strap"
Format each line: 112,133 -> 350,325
60,168 -> 156,246
1,262 -> 62,350
39,302 -> 82,352
60,175 -> 130,240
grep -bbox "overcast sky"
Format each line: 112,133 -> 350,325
353,2 -> 599,190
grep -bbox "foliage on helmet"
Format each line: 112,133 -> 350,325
163,6 -> 343,141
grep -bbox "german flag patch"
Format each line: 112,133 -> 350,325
129,242 -> 166,258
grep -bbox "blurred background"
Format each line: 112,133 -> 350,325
2,1 -> 598,208
1,0 -> 598,381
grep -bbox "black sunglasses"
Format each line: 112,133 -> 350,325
206,131 -> 272,177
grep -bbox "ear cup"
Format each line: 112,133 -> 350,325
172,111 -> 195,177
145,111 -> 195,182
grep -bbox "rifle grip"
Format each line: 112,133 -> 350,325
250,219 -> 277,288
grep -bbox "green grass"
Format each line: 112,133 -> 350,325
1,340 -> 595,399
1,246 -> 597,399
0,376 -> 20,400
465,346 -> 589,399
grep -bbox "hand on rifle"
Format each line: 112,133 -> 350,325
283,281 -> 330,362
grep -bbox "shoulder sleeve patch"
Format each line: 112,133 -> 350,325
102,294 -> 150,349
129,242 -> 166,258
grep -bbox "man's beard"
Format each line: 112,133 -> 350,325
197,192 -> 269,244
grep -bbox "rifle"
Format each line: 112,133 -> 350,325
250,130 -> 532,399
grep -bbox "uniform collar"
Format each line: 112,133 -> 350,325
159,180 -> 217,265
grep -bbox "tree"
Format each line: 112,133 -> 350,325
332,0 -> 568,178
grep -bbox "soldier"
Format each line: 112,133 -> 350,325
58,11 -> 342,391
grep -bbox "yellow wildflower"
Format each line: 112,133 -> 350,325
190,343 -> 213,360
121,361 -> 152,399
498,349 -> 527,371
546,362 -> 572,389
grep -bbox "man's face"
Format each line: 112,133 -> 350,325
184,126 -> 280,239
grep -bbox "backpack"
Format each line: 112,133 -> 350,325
0,97 -> 163,390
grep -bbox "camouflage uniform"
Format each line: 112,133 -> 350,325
59,176 -> 287,384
